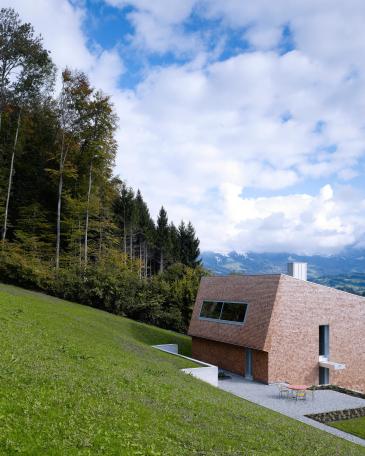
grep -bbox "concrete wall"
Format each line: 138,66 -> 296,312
152,344 -> 218,387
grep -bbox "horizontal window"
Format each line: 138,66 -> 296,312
199,300 -> 248,324
200,301 -> 223,319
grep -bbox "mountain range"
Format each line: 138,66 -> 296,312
200,248 -> 365,295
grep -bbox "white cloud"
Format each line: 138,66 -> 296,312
3,0 -> 94,71
106,0 -> 199,54
107,0 -> 196,24
108,1 -> 365,253
3,0 -> 365,254
212,183 -> 365,254
2,0 -> 125,93
245,25 -> 282,51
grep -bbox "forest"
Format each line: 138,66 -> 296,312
0,8 -> 205,333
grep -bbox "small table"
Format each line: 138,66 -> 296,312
288,385 -> 308,391
287,385 -> 308,400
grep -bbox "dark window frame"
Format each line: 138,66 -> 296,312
199,300 -> 248,325
319,324 -> 330,357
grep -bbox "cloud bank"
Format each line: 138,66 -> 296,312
3,0 -> 365,254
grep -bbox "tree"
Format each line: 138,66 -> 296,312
0,7 -> 54,244
80,89 -> 117,268
131,190 -> 154,277
113,182 -> 135,257
168,221 -> 179,263
55,69 -> 87,269
178,221 -> 201,268
0,6 -> 206,336
156,206 -> 169,273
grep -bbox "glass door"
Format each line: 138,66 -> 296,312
319,325 -> 330,384
245,348 -> 253,380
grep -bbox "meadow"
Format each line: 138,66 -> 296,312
0,283 -> 363,455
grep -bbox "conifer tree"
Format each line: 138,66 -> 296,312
156,206 -> 169,273
178,221 -> 201,268
168,221 -> 179,263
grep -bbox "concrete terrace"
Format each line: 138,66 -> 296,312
218,371 -> 365,447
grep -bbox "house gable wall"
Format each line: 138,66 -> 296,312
267,275 -> 365,392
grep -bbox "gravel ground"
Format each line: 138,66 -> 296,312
218,371 -> 365,447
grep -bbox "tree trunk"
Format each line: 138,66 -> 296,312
55,133 -> 65,270
84,161 -> 93,268
123,206 -> 127,257
78,219 -> 82,269
55,170 -> 63,269
159,250 -> 164,274
129,228 -> 133,260
2,110 -> 21,244
99,207 -> 103,260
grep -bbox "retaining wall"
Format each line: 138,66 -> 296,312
153,344 -> 218,387
306,407 -> 365,424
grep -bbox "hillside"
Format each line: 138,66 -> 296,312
0,284 -> 363,455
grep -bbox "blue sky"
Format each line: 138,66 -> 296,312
4,0 -> 365,253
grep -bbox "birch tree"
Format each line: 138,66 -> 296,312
55,69 -> 86,269
81,90 -> 117,268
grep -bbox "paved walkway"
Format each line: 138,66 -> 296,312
218,371 -> 365,447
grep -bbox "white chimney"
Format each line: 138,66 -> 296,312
287,262 -> 307,281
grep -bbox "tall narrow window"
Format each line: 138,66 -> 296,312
245,348 -> 253,380
319,325 -> 329,357
319,367 -> 329,384
319,325 -> 330,385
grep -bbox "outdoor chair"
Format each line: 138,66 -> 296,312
307,388 -> 315,401
294,390 -> 306,401
276,383 -> 290,398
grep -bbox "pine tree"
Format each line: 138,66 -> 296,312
156,206 -> 169,273
178,221 -> 201,268
113,182 -> 135,257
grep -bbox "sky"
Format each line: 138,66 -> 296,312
3,0 -> 365,254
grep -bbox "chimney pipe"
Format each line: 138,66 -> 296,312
287,262 -> 307,281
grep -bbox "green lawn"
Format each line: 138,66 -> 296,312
0,283 -> 364,455
329,416 -> 365,440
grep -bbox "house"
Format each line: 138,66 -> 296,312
188,263 -> 365,393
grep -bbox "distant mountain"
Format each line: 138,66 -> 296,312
200,249 -> 365,295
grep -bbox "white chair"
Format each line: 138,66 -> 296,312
276,383 -> 290,398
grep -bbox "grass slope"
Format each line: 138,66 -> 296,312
0,283 -> 364,455
329,417 -> 365,440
